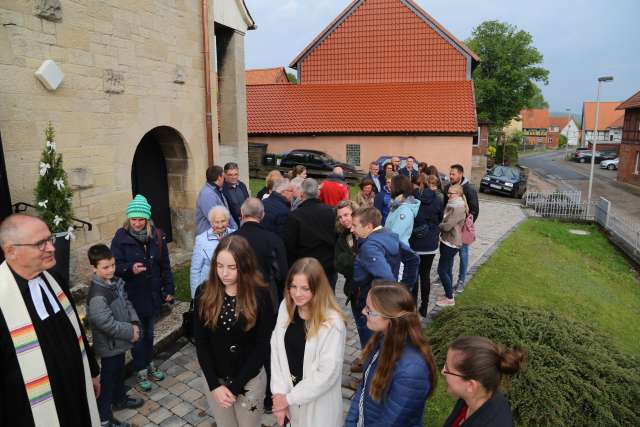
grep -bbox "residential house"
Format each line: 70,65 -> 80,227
616,90 -> 640,187
0,0 -> 255,280
247,0 -> 483,178
581,101 -> 625,152
521,109 -> 550,147
547,116 -> 568,149
560,116 -> 580,147
246,67 -> 290,85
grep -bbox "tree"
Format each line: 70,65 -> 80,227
526,85 -> 549,109
287,72 -> 298,84
559,134 -> 568,148
466,21 -> 550,130
35,122 -> 74,237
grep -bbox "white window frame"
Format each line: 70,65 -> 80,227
472,127 -> 480,147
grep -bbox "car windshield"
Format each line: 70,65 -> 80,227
490,166 -> 519,180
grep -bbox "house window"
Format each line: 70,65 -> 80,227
548,138 -> 552,144
610,134 -> 614,141
346,144 -> 360,166
635,152 -> 640,175
472,127 -> 480,146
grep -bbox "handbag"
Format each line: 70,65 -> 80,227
461,214 -> 476,245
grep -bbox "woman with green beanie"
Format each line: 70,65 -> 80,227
111,194 -> 175,391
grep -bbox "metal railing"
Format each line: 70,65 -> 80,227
594,198 -> 640,262
12,202 -> 93,231
522,191 -> 594,221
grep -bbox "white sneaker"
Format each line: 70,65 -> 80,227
436,297 -> 455,307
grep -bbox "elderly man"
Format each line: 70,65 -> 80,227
319,166 -> 349,207
262,178 -> 293,238
234,198 -> 288,310
286,179 -> 338,289
366,161 -> 382,193
195,165 -> 238,235
222,162 -> 250,227
0,214 -> 101,426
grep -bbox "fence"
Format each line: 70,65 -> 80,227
522,191 -> 594,221
523,191 -> 640,264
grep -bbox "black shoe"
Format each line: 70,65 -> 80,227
113,396 -> 144,410
263,397 -> 273,414
419,304 -> 428,318
104,418 -> 130,427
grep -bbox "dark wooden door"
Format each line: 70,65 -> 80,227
0,131 -> 11,263
131,135 -> 173,241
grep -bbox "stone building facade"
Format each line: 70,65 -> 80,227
0,0 -> 255,282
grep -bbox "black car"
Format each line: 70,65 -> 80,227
479,165 -> 527,198
277,149 -> 363,180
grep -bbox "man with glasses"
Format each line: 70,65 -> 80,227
262,178 -> 294,240
222,162 -> 250,227
0,214 -> 101,426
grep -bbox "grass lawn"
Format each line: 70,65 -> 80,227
423,218 -> 640,426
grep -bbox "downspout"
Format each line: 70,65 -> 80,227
202,0 -> 214,166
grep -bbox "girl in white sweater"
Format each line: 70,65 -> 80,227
270,257 -> 346,427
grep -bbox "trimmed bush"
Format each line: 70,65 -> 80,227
426,305 -> 640,426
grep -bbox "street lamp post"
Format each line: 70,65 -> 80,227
564,107 -> 572,160
587,76 -> 613,212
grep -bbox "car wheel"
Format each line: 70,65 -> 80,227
608,164 -> 615,170
579,158 -> 586,163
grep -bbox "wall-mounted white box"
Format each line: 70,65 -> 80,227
35,60 -> 64,91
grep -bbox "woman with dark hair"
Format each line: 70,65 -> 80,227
355,179 -> 375,208
289,165 -> 307,180
442,336 -> 527,427
418,162 -> 428,175
410,174 -> 444,316
385,175 -> 420,245
270,258 -> 346,426
194,235 -> 275,427
425,165 -> 443,191
345,283 -> 437,427
111,195 -> 175,391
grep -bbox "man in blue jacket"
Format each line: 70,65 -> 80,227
195,165 -> 238,235
222,162 -> 250,227
351,206 -> 419,348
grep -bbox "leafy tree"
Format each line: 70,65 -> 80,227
34,122 -> 74,236
526,85 -> 549,109
287,72 -> 298,84
467,21 -> 550,129
559,134 -> 568,148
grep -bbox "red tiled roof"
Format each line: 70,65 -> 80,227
290,0 -> 478,84
582,102 -> 624,130
521,109 -> 550,129
247,81 -> 477,134
246,67 -> 290,85
549,116 -> 570,131
617,89 -> 640,110
608,115 -> 624,129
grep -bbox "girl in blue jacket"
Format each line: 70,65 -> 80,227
345,283 -> 437,427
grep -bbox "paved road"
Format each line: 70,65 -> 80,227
520,151 -> 640,222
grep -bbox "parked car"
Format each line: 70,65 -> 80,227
479,165 -> 527,198
600,158 -> 619,170
573,149 -> 617,164
277,149 -> 363,180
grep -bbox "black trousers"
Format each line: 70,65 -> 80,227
413,254 -> 436,308
98,353 -> 127,422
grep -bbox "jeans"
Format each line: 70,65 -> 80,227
457,244 -> 469,284
437,243 -> 459,299
354,286 -> 373,349
132,316 -> 155,371
413,254 -> 436,308
98,354 -> 127,422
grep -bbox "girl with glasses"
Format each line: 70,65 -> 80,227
345,282 -> 437,427
442,336 -> 526,427
270,258 -> 346,426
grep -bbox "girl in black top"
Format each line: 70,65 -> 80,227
194,235 -> 275,427
442,336 -> 527,427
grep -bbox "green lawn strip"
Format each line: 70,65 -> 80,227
423,218 -> 640,425
173,263 -> 191,302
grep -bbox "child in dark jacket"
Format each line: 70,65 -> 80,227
86,244 -> 144,427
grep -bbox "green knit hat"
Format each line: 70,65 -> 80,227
127,194 -> 152,220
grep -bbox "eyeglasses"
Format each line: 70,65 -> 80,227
442,364 -> 468,379
448,192 -> 457,196
13,235 -> 56,251
363,306 -> 383,317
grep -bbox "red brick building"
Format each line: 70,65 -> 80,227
247,0 -> 484,177
548,116 -> 570,149
616,90 -> 640,187
246,67 -> 290,85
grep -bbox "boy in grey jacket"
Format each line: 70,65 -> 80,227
87,244 -> 144,427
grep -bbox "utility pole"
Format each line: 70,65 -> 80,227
587,76 -> 613,212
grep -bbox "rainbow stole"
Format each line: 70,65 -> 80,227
0,262 -> 100,427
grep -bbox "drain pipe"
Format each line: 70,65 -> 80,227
201,0 -> 214,166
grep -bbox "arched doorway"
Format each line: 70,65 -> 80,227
131,127 -> 189,244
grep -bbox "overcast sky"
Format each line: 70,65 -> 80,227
244,0 -> 640,116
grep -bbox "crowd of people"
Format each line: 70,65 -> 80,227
0,157 -> 526,427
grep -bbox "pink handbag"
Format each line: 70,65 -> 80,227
461,214 -> 476,245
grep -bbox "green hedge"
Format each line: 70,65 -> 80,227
426,305 -> 640,426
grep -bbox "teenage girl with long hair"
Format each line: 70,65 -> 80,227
345,282 -> 437,427
270,258 -> 346,427
194,235 -> 275,427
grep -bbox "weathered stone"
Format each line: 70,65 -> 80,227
68,168 -> 93,189
148,407 -> 172,425
159,415 -> 186,427
170,401 -> 194,417
33,0 -> 62,22
103,69 -> 124,94
174,65 -> 185,84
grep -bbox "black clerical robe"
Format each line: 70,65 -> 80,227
0,269 -> 99,427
